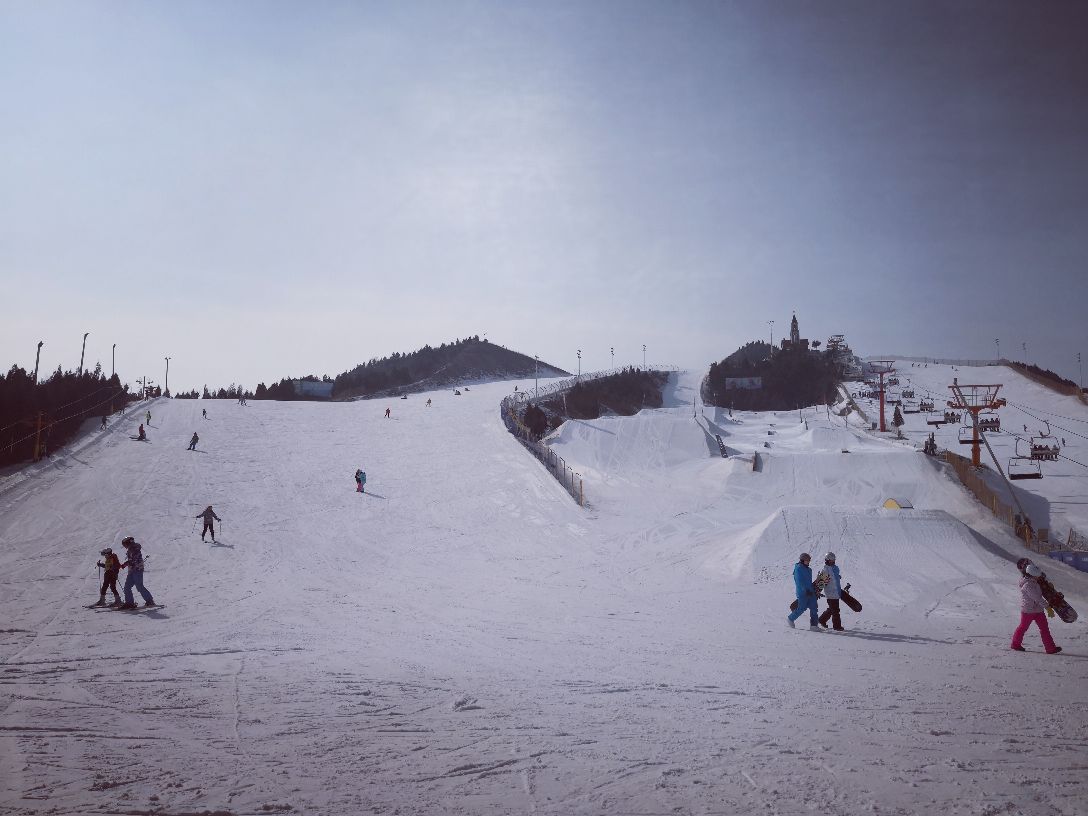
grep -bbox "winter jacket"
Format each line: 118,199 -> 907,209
1019,576 -> 1047,614
196,507 -> 220,523
793,562 -> 814,599
818,563 -> 842,600
121,544 -> 145,571
98,553 -> 121,574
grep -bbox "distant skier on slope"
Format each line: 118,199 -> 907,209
187,432 -> 199,451
385,407 -> 391,418
119,537 -> 155,609
202,408 -> 208,419
355,469 -> 366,493
146,410 -> 151,426
95,547 -> 122,606
1011,563 -> 1062,654
787,552 -> 819,630
196,505 -> 221,542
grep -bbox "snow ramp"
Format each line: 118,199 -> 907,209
704,505 -> 1006,617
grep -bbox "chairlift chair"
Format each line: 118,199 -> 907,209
926,411 -> 944,426
958,426 -> 976,445
1010,439 -> 1043,479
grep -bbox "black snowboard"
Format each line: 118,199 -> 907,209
840,587 -> 862,612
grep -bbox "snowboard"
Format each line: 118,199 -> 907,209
1038,576 -> 1077,623
789,573 -> 831,611
840,583 -> 863,613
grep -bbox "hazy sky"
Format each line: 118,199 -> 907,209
2,1 -> 1086,393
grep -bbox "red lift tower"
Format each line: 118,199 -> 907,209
948,382 -> 1005,467
869,360 -> 896,432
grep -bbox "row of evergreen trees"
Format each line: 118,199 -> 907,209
0,364 -> 131,467
522,368 -> 669,437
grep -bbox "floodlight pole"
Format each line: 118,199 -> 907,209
642,344 -> 646,369
611,347 -> 614,369
34,340 -> 43,384
768,320 -> 774,348
577,349 -> 581,379
112,343 -> 116,379
164,357 -> 171,396
79,332 -> 89,376
534,355 -> 539,397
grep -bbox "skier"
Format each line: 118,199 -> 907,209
101,414 -> 107,430
426,399 -> 432,407
787,552 -> 820,629
146,410 -> 151,426
817,552 -> 845,630
355,469 -> 366,493
95,547 -> 122,606
137,423 -> 146,441
187,432 -> 199,451
118,537 -> 155,609
196,505 -> 221,542
1011,563 -> 1062,654
385,407 -> 391,418
202,408 -> 207,419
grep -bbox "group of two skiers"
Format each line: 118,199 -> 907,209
95,537 -> 155,609
788,552 -> 846,630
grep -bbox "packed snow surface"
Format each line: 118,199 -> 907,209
1,367 -> 1086,815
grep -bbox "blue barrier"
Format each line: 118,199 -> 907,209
1047,551 -> 1088,574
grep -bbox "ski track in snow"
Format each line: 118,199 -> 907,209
0,366 -> 1087,815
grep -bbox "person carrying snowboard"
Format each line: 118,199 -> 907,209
95,547 -> 122,606
787,552 -> 820,629
817,552 -> 846,630
119,536 -> 155,609
1011,563 -> 1062,654
355,469 -> 367,493
187,432 -> 199,451
196,505 -> 220,542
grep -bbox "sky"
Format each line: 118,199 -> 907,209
2,0 -> 1087,393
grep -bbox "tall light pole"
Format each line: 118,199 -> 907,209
994,338 -> 1000,360
112,343 -> 116,379
577,349 -> 581,378
610,347 -> 614,369
768,320 -> 775,348
79,332 -> 89,376
642,344 -> 646,369
34,340 -> 43,384
164,357 -> 171,396
1079,352 -> 1083,392
1022,341 -> 1026,359
534,355 -> 539,397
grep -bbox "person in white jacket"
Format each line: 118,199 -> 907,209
1011,564 -> 1062,654
817,552 -> 845,631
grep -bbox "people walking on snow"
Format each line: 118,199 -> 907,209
101,414 -> 108,430
187,432 -> 199,451
817,552 -> 845,630
119,537 -> 155,609
137,423 -> 146,441
787,552 -> 820,629
146,410 -> 151,426
355,469 -> 367,493
196,505 -> 221,542
385,407 -> 391,418
1011,563 -> 1062,654
96,547 -> 122,605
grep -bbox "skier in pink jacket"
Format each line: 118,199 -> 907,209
1010,563 -> 1062,654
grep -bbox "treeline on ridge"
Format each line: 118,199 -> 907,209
521,368 -> 669,437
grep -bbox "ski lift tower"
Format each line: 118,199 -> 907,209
869,360 -> 896,432
948,382 -> 1004,467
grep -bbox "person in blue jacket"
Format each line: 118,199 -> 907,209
355,469 -> 366,493
787,552 -> 819,629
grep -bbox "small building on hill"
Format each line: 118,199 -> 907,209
780,313 -> 810,352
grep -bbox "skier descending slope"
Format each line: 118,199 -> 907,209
95,547 -> 122,606
118,537 -> 155,609
787,552 -> 820,630
355,469 -> 366,493
196,505 -> 221,542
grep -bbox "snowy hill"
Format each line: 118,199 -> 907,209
1,371 -> 1086,816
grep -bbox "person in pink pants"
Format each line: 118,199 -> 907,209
1011,563 -> 1062,654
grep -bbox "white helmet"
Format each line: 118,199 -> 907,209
824,552 -> 836,562
1025,564 -> 1042,577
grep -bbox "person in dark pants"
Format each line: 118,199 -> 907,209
119,537 -> 155,608
187,432 -> 199,451
196,505 -> 220,542
817,552 -> 845,630
96,547 -> 122,605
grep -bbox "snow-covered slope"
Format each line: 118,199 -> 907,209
1,372 -> 1086,816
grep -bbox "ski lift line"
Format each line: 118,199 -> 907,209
0,383 -> 121,435
0,389 -> 127,454
1004,400 -> 1088,432
1006,403 -> 1088,443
